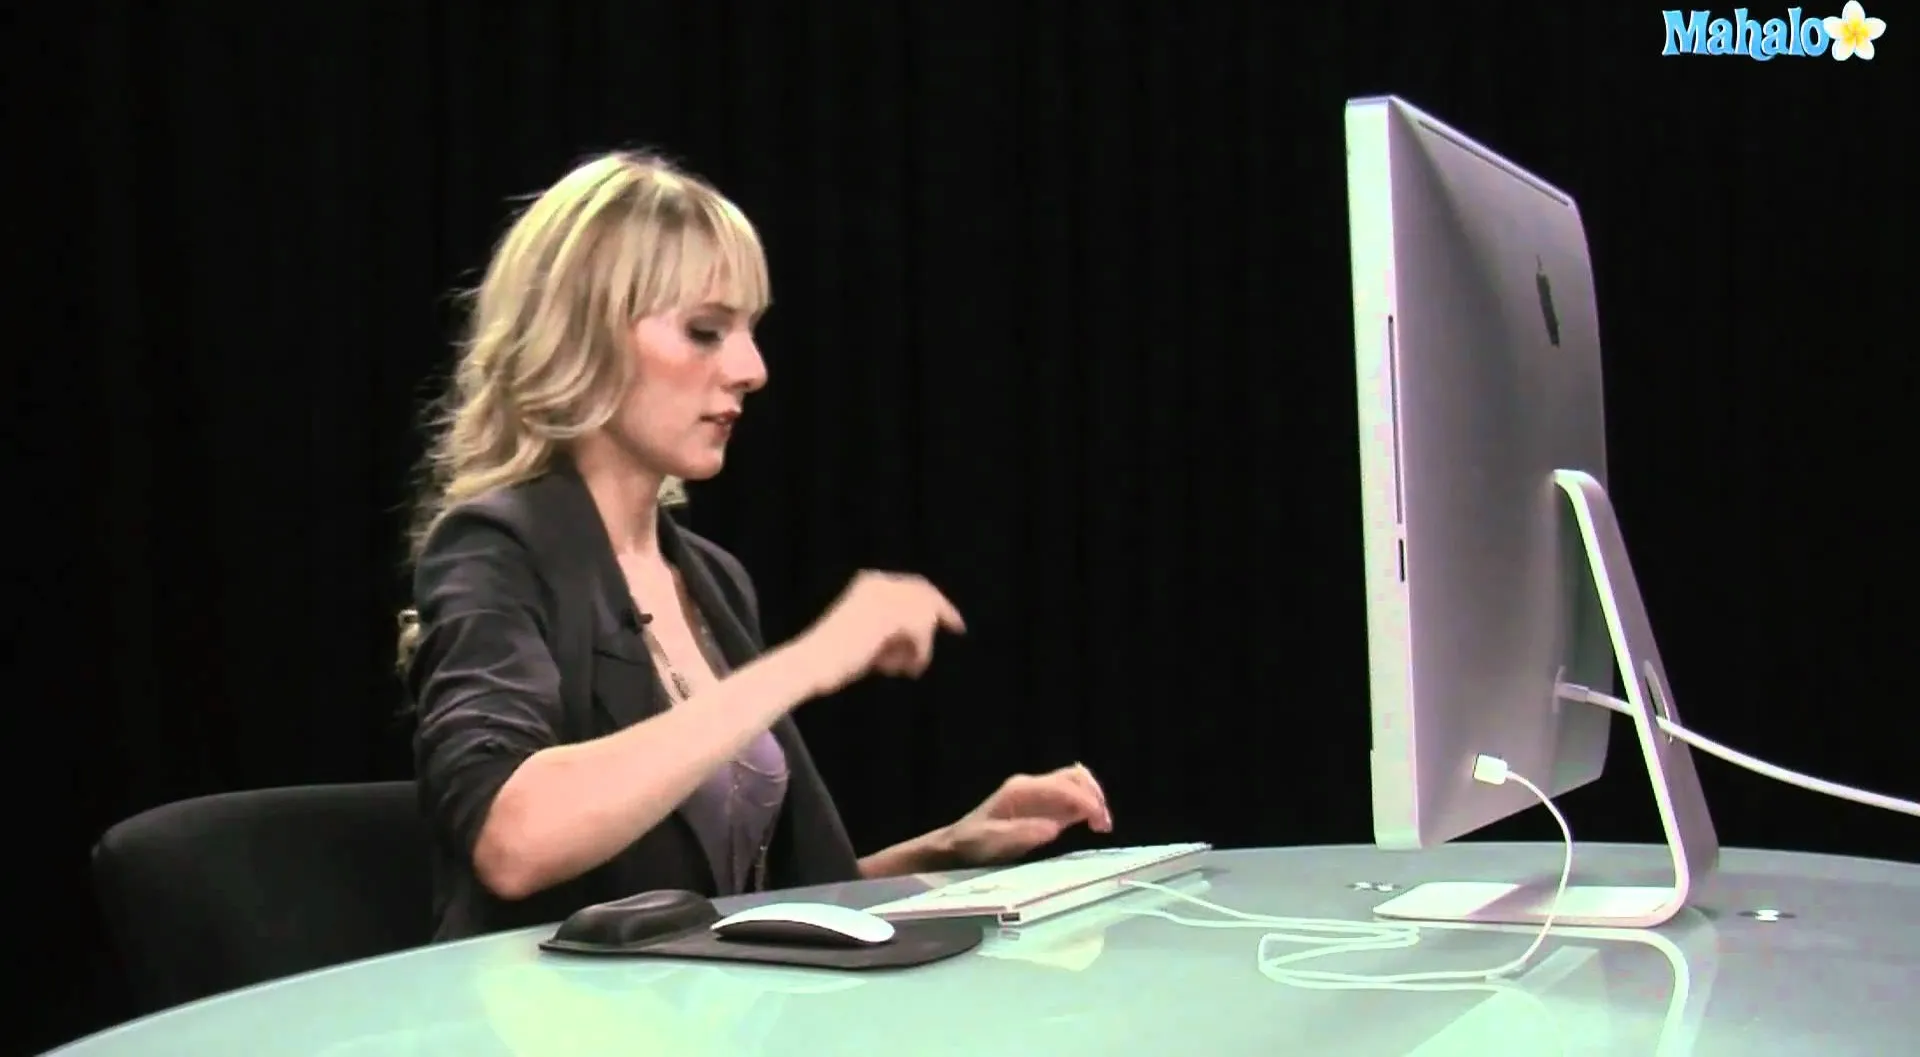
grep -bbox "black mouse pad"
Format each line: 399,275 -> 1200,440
541,915 -> 983,971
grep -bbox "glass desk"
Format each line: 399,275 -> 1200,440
46,843 -> 1920,1056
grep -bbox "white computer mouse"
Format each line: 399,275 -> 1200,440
710,902 -> 897,948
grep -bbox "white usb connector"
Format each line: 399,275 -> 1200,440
1472,753 -> 1511,785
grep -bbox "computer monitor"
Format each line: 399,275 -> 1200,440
1342,95 -> 1720,929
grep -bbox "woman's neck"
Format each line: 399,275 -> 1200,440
570,444 -> 665,560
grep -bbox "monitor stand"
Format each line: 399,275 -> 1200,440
1372,469 -> 1721,930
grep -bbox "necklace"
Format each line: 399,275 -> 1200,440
641,602 -> 724,705
643,625 -> 698,702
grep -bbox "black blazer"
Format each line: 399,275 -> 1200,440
406,464 -> 861,942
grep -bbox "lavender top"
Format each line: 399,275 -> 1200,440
672,604 -> 789,896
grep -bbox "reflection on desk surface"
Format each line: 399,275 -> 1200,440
979,871 -> 1215,972
46,844 -> 1920,1057
1394,918 -> 1719,1057
459,878 -> 1729,1057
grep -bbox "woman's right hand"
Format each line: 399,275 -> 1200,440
789,571 -> 967,698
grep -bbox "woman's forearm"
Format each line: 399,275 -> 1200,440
474,644 -> 819,900
858,826 -> 959,879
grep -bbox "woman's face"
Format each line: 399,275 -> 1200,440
613,299 -> 767,482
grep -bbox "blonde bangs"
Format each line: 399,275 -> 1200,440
614,184 -> 771,324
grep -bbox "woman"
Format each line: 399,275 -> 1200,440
398,152 -> 1113,942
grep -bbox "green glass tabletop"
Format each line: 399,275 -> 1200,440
47,843 -> 1920,1056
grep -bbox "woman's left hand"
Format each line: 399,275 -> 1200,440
945,763 -> 1115,867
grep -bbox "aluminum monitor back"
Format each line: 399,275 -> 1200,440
1345,95 -> 1615,850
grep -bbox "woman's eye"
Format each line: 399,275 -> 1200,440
687,326 -> 723,346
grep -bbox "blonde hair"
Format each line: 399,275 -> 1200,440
395,151 -> 772,671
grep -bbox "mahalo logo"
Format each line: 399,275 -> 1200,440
1660,3 -> 1887,60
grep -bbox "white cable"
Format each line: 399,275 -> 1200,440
1123,905 -> 1423,948
1261,759 -> 1570,986
1120,778 -> 1574,1053
1118,882 -> 1419,954
1559,683 -> 1920,818
1123,763 -> 1570,985
1119,884 -> 1420,945
1120,891 -> 1564,1037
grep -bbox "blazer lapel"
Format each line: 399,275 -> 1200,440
544,465 -> 667,732
659,513 -> 760,669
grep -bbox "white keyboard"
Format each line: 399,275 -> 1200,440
862,842 -> 1212,926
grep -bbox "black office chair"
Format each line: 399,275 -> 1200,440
93,781 -> 434,1014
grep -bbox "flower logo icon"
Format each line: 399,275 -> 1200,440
1823,1 -> 1886,60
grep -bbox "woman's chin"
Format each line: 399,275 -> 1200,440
669,452 -> 727,482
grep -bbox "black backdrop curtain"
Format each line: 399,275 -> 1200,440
12,3 -> 1915,1052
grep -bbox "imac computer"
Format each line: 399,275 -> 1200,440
1343,95 -> 1720,929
